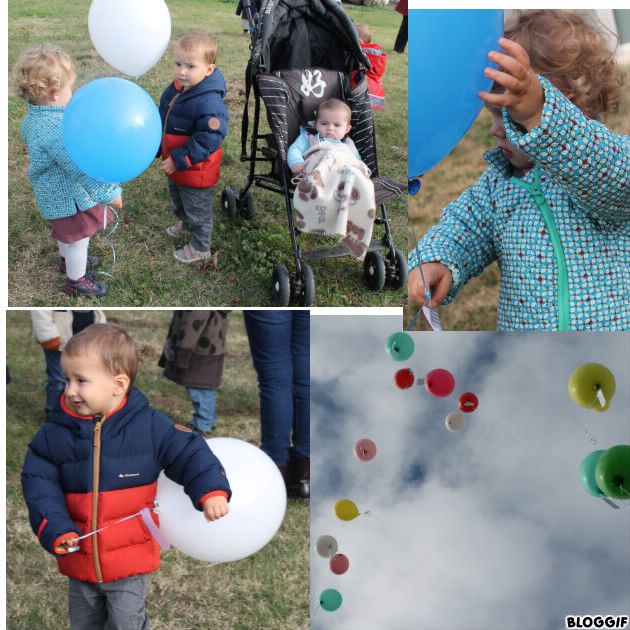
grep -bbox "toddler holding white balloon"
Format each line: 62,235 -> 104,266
14,45 -> 123,298
21,323 -> 231,630
408,10 -> 629,331
158,32 -> 229,264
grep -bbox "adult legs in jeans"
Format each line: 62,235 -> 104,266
68,575 -> 151,630
243,311 -> 310,466
187,387 -> 217,433
43,348 -> 66,414
167,181 -> 213,252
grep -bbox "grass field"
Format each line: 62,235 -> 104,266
5,310 -> 309,630
406,69 -> 630,331
7,0 -> 407,307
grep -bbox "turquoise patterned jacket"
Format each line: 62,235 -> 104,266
21,105 -> 121,220
409,76 -> 629,331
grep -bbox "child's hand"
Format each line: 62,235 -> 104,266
110,197 -> 123,209
202,495 -> 229,522
160,157 -> 177,176
408,262 -> 452,308
478,37 -> 544,131
290,163 -> 304,175
54,534 -> 79,554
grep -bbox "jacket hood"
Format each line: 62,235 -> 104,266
46,387 -> 150,435
173,69 -> 226,100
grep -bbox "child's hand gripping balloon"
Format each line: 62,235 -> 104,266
202,494 -> 229,522
54,533 -> 80,554
478,37 -> 544,132
408,262 -> 452,307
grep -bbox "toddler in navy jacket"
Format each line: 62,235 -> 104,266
22,323 -> 231,629
158,32 -> 229,264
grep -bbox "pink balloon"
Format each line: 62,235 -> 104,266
354,439 -> 377,461
330,553 -> 350,575
424,369 -> 455,397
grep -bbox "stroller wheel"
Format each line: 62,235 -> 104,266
388,249 -> 408,290
271,264 -> 291,306
221,187 -> 238,220
363,251 -> 386,291
239,188 -> 255,220
298,264 -> 315,306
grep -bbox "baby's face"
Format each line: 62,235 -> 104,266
173,46 -> 215,90
486,104 -> 534,171
316,108 -> 351,141
61,351 -> 122,418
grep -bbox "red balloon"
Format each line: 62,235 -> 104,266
330,553 -> 350,575
424,369 -> 455,397
458,392 -> 478,413
354,439 -> 377,461
395,368 -> 414,389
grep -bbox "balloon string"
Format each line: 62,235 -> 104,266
583,421 -> 598,446
407,228 -> 442,331
94,204 -> 119,278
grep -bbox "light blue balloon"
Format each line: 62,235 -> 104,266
579,450 -> 606,497
408,9 -> 504,178
63,78 -> 162,184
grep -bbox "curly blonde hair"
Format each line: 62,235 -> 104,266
505,10 -> 626,119
13,45 -> 75,105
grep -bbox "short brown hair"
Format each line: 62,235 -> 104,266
175,32 -> 218,65
317,98 -> 352,124
63,323 -> 139,389
356,24 -> 371,44
13,45 -> 75,105
505,10 -> 626,118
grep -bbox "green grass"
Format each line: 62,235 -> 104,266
8,0 -> 407,306
5,310 -> 309,630
406,69 -> 630,331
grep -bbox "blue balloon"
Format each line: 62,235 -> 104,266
408,10 -> 504,178
63,78 -> 162,184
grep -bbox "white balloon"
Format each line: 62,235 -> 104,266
156,438 -> 287,563
88,0 -> 171,77
445,411 -> 466,432
315,535 -> 338,558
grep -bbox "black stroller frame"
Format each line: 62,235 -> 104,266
223,0 -> 407,305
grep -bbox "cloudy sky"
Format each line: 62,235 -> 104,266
310,316 -> 630,630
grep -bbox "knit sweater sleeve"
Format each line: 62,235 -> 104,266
503,75 -> 630,225
408,169 -> 497,303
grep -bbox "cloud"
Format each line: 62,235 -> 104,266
311,319 -> 630,630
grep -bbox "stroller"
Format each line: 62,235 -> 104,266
224,0 -> 407,306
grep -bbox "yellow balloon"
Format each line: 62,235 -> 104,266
335,499 -> 360,521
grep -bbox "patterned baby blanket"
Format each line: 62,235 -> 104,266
293,142 -> 376,260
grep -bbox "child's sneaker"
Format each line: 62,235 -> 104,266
166,221 -> 187,237
58,255 -> 102,274
63,274 -> 108,298
174,243 -> 212,264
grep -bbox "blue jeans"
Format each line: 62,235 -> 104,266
244,311 -> 310,465
44,349 -> 66,414
187,387 -> 217,433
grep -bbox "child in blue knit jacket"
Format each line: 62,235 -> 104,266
14,45 -> 122,298
408,10 -> 629,331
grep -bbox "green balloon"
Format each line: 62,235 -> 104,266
385,332 -> 414,361
595,445 -> 630,499
320,588 -> 342,612
579,450 -> 606,497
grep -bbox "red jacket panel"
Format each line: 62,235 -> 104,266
360,42 -> 386,109
161,134 -> 222,188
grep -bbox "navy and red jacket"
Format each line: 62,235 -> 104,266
158,69 -> 229,188
361,42 -> 386,109
21,388 -> 231,583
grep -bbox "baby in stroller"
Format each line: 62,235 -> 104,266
288,98 -> 375,260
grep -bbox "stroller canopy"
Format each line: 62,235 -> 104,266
253,0 -> 370,73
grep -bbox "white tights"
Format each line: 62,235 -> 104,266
58,238 -> 90,281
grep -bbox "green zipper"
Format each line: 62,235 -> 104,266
510,165 -> 571,331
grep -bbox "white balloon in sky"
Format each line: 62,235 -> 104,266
89,0 -> 171,77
